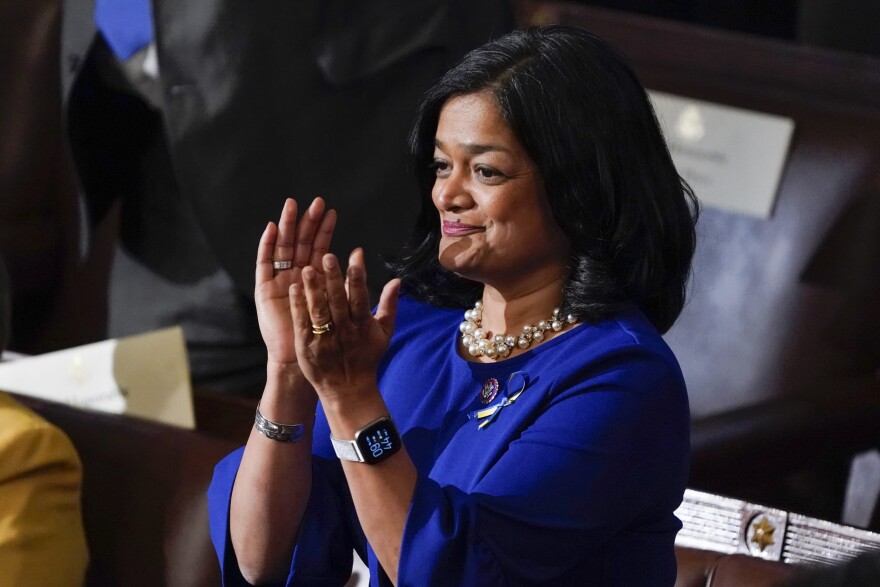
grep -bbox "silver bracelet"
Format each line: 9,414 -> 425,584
254,402 -> 304,443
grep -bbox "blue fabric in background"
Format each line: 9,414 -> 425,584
94,0 -> 154,60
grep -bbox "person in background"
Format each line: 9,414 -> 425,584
61,0 -> 513,395
210,25 -> 698,585
0,256 -> 89,586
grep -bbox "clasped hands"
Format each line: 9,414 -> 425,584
255,197 -> 400,407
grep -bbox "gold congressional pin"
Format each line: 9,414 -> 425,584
479,377 -> 499,404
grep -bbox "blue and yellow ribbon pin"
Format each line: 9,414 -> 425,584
468,371 -> 529,429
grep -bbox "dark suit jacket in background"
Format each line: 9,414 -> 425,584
61,0 -> 513,296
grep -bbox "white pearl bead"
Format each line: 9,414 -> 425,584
461,301 -> 573,359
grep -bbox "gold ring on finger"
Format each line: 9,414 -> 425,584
311,321 -> 334,335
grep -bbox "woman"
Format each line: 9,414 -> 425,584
209,25 -> 698,586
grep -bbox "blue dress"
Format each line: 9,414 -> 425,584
208,295 -> 690,586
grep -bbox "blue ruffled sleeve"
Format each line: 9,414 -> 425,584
208,447 -> 365,586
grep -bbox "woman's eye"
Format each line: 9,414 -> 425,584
430,160 -> 450,176
476,166 -> 502,180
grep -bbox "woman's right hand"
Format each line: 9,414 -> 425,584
255,197 -> 336,368
232,199 -> 334,584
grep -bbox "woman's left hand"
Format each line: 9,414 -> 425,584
289,247 -> 400,406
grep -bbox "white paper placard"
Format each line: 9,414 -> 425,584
649,90 -> 795,218
0,327 -> 195,429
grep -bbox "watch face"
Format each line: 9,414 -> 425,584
355,418 -> 401,464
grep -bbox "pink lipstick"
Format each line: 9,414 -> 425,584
442,220 -> 483,236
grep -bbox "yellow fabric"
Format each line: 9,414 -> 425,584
0,393 -> 89,587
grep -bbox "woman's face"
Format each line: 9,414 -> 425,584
431,92 -> 568,291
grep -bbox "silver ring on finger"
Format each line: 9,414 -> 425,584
273,260 -> 293,270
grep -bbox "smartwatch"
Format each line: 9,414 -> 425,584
330,416 -> 402,464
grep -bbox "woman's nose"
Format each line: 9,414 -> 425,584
433,168 -> 473,212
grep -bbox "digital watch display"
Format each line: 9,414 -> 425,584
330,416 -> 402,464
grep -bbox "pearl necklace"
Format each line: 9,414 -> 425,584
459,300 -> 577,360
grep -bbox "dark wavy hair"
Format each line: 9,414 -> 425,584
391,25 -> 698,334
